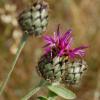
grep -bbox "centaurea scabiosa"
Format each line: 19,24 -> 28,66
22,25 -> 87,100
37,25 -> 88,85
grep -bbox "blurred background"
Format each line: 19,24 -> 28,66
0,0 -> 100,100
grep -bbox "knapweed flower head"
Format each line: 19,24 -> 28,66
43,25 -> 88,59
37,25 -> 88,85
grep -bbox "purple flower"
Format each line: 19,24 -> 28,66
43,25 -> 88,59
67,46 -> 88,59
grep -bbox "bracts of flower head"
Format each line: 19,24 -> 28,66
37,25 -> 88,85
37,50 -> 66,83
18,0 -> 48,36
62,59 -> 88,85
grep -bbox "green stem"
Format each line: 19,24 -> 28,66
21,80 -> 47,100
0,32 -> 29,95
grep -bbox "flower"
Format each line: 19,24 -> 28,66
37,25 -> 88,84
43,25 -> 88,59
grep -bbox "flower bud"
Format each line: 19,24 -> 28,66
18,1 -> 48,36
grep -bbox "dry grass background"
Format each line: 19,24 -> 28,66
0,0 -> 100,100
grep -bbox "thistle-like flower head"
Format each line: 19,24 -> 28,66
43,25 -> 88,59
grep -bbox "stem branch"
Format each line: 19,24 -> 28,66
21,80 -> 47,100
0,32 -> 29,95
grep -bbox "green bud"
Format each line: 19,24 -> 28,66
18,1 -> 48,36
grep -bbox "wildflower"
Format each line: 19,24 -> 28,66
43,25 -> 88,59
18,0 -> 48,36
37,25 -> 88,84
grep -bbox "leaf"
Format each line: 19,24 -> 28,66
38,96 -> 48,100
48,97 -> 56,100
47,91 -> 57,100
47,85 -> 76,100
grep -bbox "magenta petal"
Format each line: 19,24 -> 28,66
65,37 -> 73,50
43,25 -> 88,59
43,36 -> 55,43
73,46 -> 88,56
60,40 -> 65,48
58,49 -> 64,56
53,32 -> 56,42
62,29 -> 72,42
74,50 -> 85,57
43,43 -> 51,48
74,46 -> 88,50
69,52 -> 75,59
44,47 -> 51,53
69,46 -> 88,58
57,24 -> 60,37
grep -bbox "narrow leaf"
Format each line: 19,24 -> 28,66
38,96 -> 48,100
47,85 -> 76,100
47,90 -> 57,100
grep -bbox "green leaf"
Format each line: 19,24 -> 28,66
47,91 -> 57,100
48,97 -> 56,100
38,96 -> 48,100
47,85 -> 76,100
48,90 -> 57,97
